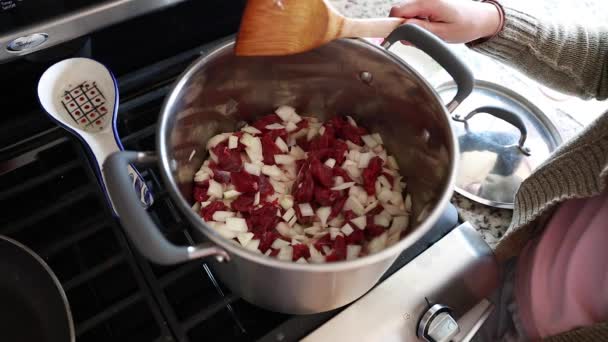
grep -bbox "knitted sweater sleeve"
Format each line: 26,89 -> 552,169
472,4 -> 608,100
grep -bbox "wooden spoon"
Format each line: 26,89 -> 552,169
235,0 -> 405,56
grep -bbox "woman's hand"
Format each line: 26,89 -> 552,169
389,0 -> 501,44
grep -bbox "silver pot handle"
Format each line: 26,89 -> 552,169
453,105 -> 531,156
382,24 -> 474,113
103,151 -> 229,265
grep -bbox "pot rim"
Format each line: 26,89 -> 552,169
157,37 -> 459,272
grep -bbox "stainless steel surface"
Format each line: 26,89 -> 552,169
0,0 -> 187,63
302,223 -> 499,341
152,37 -> 460,314
453,299 -> 495,342
187,243 -> 230,262
437,80 -> 562,209
418,304 -> 459,342
7,33 -> 49,52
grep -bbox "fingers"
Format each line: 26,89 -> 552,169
389,0 -> 432,19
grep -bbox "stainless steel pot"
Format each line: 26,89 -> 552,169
103,24 -> 474,314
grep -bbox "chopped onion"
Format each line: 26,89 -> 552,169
209,150 -> 219,163
191,202 -> 201,212
201,201 -> 211,208
277,246 -> 293,261
318,126 -> 326,136
346,245 -> 362,260
328,215 -> 344,228
288,215 -> 298,227
405,194 -> 412,212
225,217 -> 248,232
272,238 -> 290,249
357,152 -> 373,168
276,222 -> 293,237
303,226 -> 320,235
206,133 -> 230,150
241,126 -> 261,135
280,195 -> 294,210
389,216 -> 409,235
316,206 -> 331,226
364,200 -> 379,214
289,146 -> 306,160
285,121 -> 298,132
282,208 -> 295,222
343,161 -> 361,180
262,165 -> 283,179
378,188 -> 393,203
215,225 -> 237,239
331,182 -> 355,191
309,245 -> 325,263
372,133 -> 383,145
362,134 -> 379,148
237,232 -> 254,246
243,162 -> 261,176
212,211 -> 235,222
244,138 -> 263,163
349,186 -> 368,205
275,137 -> 289,152
298,203 -> 314,217
296,257 -> 307,264
266,123 -> 285,130
254,192 -> 261,206
387,155 -> 399,170
346,140 -> 362,151
334,176 -> 344,186
347,150 -> 360,163
368,233 -> 388,254
245,239 -> 260,251
223,189 -> 241,200
329,228 -> 342,240
341,223 -> 354,236
350,216 -> 367,229
228,135 -> 239,149
345,196 -> 365,216
374,213 -> 391,227
378,175 -> 392,189
207,179 -> 223,199
275,154 -> 295,165
275,105 -> 296,121
383,203 -> 406,216
194,170 -> 210,182
324,158 -> 336,168
346,115 -> 357,127
269,178 -> 287,194
321,245 -> 332,255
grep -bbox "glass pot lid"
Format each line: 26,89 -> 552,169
436,80 -> 563,209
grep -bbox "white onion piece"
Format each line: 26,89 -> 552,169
383,203 -> 406,216
331,182 -> 355,191
318,126 -> 326,136
364,200 -> 379,214
372,133 -> 383,145
374,214 -> 391,227
244,139 -> 263,163
275,105 -> 297,121
209,150 -> 219,163
212,211 -> 234,222
309,245 -> 325,263
382,167 -> 397,176
272,238 -> 290,249
244,162 -> 261,176
345,196 -> 365,216
405,194 -> 412,212
378,150 -> 388,162
245,239 -> 260,251
358,152 -> 373,168
201,201 -> 211,208
350,216 -> 367,229
228,135 -> 239,149
289,146 -> 306,160
324,158 -> 336,168
269,178 -> 287,194
296,257 -> 308,264
276,222 -> 293,237
207,179 -> 223,199
277,246 -> 293,261
378,188 -> 393,203
378,175 -> 392,189
241,126 -> 261,135
280,195 -> 294,210
223,190 -> 241,200
362,135 -> 378,148
262,165 -> 283,180
206,133 -> 230,150
265,123 -> 285,130
341,223 -> 354,236
328,215 -> 344,228
275,154 -> 295,165
215,225 -> 238,239
316,206 -> 331,226
303,226 -> 320,235
347,150 -> 360,163
389,216 -> 409,234
282,208 -> 295,222
298,203 -> 314,217
343,162 -> 361,180
322,245 -> 332,256
225,217 -> 248,232
334,176 -> 344,187
368,233 -> 388,254
275,137 -> 289,152
387,155 -> 399,170
346,115 -> 357,127
387,233 -> 400,247
329,228 -> 342,240
264,249 -> 271,256
194,170 -> 210,182
346,140 -> 363,151
285,121 -> 298,132
192,202 -> 201,212
237,232 -> 254,246
346,245 -> 362,260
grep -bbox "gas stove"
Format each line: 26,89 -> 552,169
0,2 -> 498,341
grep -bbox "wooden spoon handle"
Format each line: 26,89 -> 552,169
339,17 -> 406,39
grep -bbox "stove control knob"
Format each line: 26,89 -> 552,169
417,304 -> 460,342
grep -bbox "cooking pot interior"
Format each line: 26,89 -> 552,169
163,39 -> 454,231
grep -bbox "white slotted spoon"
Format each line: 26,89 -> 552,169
38,57 -> 153,215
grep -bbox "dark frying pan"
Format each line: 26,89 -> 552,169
0,236 -> 74,342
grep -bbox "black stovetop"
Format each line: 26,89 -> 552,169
0,3 -> 459,340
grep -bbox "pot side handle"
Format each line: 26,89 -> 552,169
382,24 -> 474,113
103,151 -> 229,265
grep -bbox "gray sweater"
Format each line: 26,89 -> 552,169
473,3 -> 608,341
